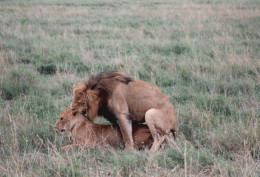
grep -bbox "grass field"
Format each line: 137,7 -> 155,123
0,0 -> 260,176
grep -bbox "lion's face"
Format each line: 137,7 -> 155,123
70,82 -> 100,121
70,82 -> 88,113
70,89 -> 87,112
55,108 -> 77,132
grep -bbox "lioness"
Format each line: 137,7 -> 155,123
70,71 -> 178,152
55,108 -> 154,150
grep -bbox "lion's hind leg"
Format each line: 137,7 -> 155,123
145,108 -> 167,152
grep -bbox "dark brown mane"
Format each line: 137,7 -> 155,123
86,71 -> 133,96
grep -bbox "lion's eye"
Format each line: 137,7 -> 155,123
60,117 -> 64,121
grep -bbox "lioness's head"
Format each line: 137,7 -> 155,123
70,82 -> 100,121
55,108 -> 80,132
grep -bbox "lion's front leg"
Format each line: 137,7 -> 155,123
117,114 -> 134,150
111,86 -> 134,150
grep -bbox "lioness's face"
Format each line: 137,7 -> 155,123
55,108 -> 75,132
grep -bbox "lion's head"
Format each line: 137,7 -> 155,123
70,72 -> 132,122
55,108 -> 82,132
70,82 -> 101,121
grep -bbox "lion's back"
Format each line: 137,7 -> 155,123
122,80 -> 173,121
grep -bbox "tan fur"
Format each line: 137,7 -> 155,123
55,108 -> 153,150
70,71 -> 178,152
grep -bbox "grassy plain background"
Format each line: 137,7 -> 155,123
0,0 -> 259,176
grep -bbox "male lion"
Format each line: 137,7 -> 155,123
55,108 -> 154,150
70,71 -> 178,152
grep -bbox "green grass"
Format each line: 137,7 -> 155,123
0,0 -> 260,176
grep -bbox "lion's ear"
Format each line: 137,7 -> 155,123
73,82 -> 87,92
97,97 -> 102,106
73,82 -> 80,89
82,108 -> 87,115
72,111 -> 77,116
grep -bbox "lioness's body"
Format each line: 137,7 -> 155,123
71,71 -> 178,152
55,108 -> 153,150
